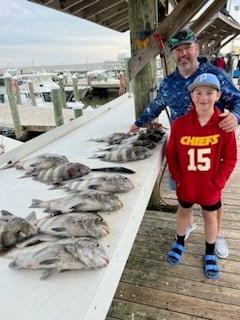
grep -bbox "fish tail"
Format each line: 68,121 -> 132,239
88,154 -> 103,159
92,167 -> 135,174
29,199 -> 44,208
9,260 -> 20,269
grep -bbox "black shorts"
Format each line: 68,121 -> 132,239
178,199 -> 222,212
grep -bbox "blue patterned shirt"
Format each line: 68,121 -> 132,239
135,57 -> 240,127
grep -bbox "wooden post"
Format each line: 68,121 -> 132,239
128,0 -> 161,208
128,0 -> 157,119
58,75 -> 66,109
13,78 -> 22,105
3,74 -> 24,140
51,84 -> 64,126
72,74 -> 80,102
73,103 -> 83,118
28,80 -> 37,106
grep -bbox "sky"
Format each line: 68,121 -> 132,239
0,0 -> 131,69
1,0 -> 240,70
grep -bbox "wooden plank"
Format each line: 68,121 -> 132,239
106,128 -> 240,320
0,103 -> 75,132
110,282 -> 240,320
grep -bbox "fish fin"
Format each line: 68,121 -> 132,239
26,211 -> 37,222
29,199 -> 43,208
51,227 -> 66,232
40,268 -> 60,280
48,183 -> 64,190
19,172 -> 33,179
91,167 -> 135,174
1,210 -> 14,216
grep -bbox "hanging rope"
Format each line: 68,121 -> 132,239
153,33 -> 177,211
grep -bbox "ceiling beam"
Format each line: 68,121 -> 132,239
190,0 -> 228,34
128,0 -> 209,80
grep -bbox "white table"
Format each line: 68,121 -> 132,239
0,94 -> 166,320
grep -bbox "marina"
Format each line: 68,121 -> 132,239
1,1 -> 240,319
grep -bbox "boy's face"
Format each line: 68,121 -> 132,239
191,85 -> 222,113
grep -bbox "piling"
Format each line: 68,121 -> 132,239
51,84 -> 64,126
13,77 -> 22,105
28,80 -> 37,106
72,74 -> 80,102
3,73 -> 24,140
58,75 -> 66,109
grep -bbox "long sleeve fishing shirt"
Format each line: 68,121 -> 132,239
165,107 -> 237,206
135,57 -> 240,127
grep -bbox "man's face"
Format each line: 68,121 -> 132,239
172,43 -> 199,74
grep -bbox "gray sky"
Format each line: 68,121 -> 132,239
0,0 -> 130,69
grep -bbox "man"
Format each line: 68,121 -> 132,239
129,29 -> 240,259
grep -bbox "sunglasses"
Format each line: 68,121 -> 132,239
171,31 -> 194,45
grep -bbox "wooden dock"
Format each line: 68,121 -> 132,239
106,130 -> 240,320
0,103 -> 75,132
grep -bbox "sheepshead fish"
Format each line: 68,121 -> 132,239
6,237 -> 109,280
24,162 -> 91,184
90,132 -> 130,144
29,190 -> 123,214
138,127 -> 166,143
36,212 -> 109,239
13,153 -> 69,172
0,210 -> 38,251
92,146 -> 153,162
64,174 -> 134,193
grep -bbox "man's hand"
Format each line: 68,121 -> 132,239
128,124 -> 140,134
218,112 -> 238,132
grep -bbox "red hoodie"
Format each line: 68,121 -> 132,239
166,107 -> 237,206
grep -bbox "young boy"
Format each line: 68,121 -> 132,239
166,73 -> 237,279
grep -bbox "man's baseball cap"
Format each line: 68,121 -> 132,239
170,29 -> 197,51
188,73 -> 221,92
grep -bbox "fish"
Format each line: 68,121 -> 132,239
90,132 -> 130,144
99,138 -> 156,151
35,212 -> 109,239
91,146 -> 153,162
6,237 -> 109,280
21,161 -> 136,184
138,127 -> 166,143
29,190 -> 123,214
0,210 -> 38,251
22,162 -> 92,184
13,153 -> 69,172
63,174 -> 134,193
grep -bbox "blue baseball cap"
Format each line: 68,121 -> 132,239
188,73 -> 220,92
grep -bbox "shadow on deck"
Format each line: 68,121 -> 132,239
106,131 -> 240,320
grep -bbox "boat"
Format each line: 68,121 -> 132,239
0,71 -> 90,106
86,69 -> 121,91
